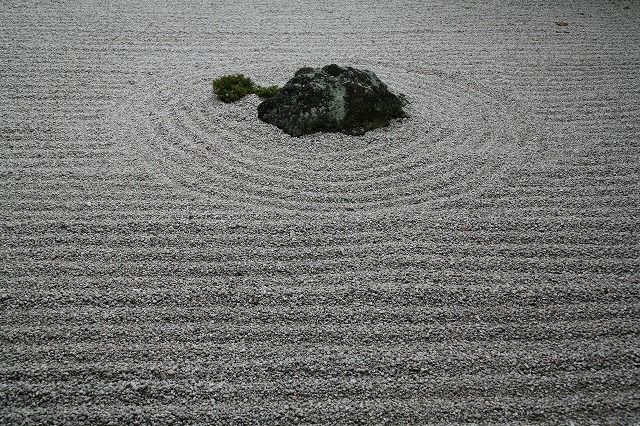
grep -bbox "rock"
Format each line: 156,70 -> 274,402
257,64 -> 406,137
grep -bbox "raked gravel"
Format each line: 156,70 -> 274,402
1,0 -> 639,424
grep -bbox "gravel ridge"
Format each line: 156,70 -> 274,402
1,0 -> 639,424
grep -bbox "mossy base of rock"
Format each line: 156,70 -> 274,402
257,64 -> 406,137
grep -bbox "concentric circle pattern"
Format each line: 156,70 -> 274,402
115,66 -> 532,213
4,0 -> 639,424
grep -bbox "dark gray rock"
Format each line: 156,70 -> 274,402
257,64 -> 406,137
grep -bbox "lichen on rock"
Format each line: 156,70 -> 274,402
257,64 -> 406,137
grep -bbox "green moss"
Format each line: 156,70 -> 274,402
212,74 -> 280,103
254,85 -> 280,99
212,74 -> 254,103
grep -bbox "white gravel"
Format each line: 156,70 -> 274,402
1,0 -> 639,424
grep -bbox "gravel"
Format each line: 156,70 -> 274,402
1,0 -> 639,424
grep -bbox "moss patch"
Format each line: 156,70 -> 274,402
253,85 -> 280,99
212,74 -> 280,103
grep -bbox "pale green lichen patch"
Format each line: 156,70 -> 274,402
363,70 -> 382,88
328,84 -> 346,122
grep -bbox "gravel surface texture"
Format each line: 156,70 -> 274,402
1,0 -> 639,424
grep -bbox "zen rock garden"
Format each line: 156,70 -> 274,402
213,64 -> 407,137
